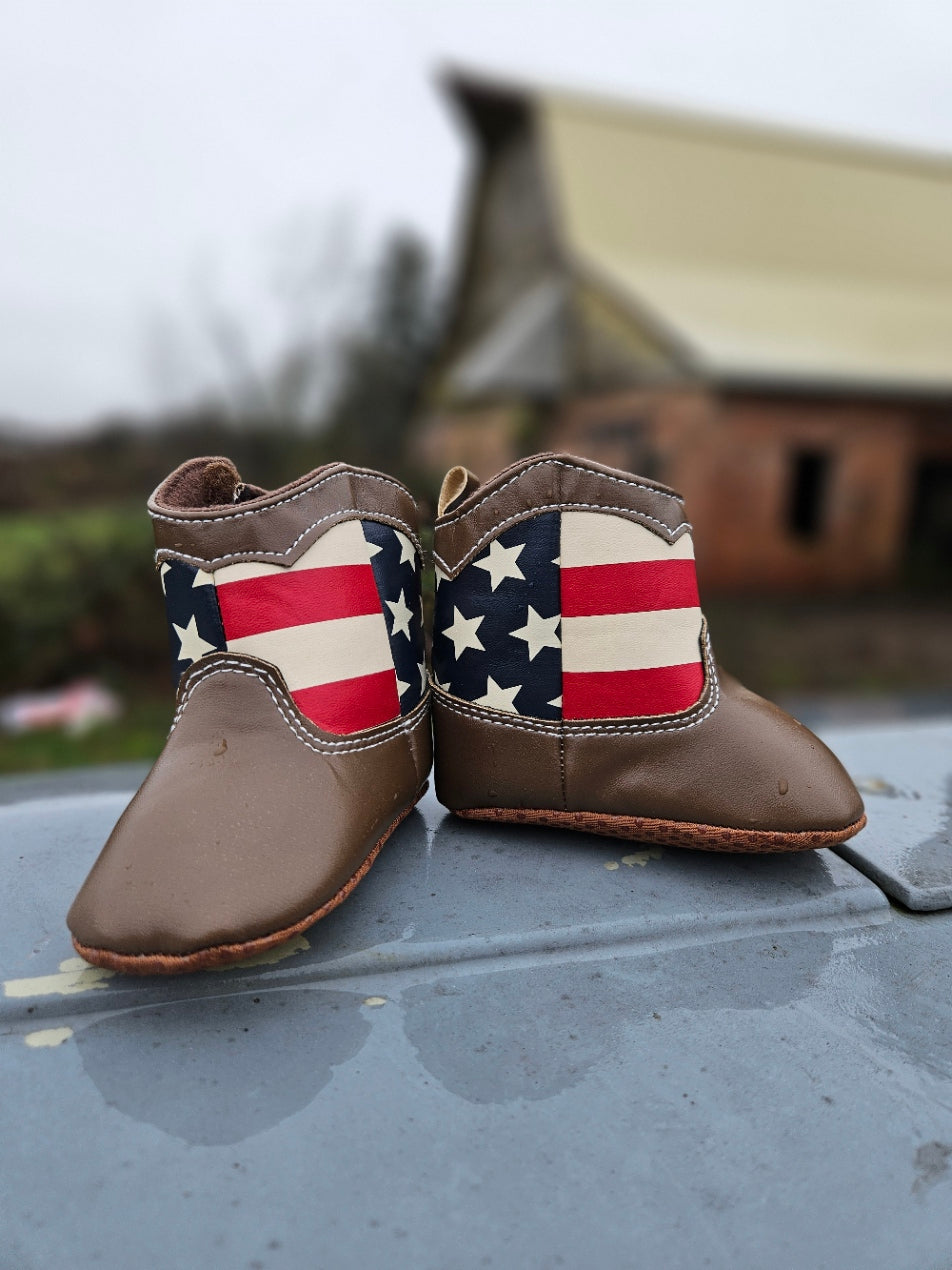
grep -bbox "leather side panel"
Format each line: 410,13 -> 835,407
432,690 -> 563,812
68,662 -> 429,956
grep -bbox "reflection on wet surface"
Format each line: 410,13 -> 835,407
401,929 -> 836,1104
76,989 -> 371,1145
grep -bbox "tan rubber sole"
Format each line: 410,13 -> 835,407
454,806 -> 867,853
72,784 -> 427,976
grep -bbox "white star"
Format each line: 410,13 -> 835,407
552,555 -> 561,566
443,607 -> 484,659
474,676 -> 521,713
396,677 -> 411,697
394,530 -> 416,567
192,568 -> 215,588
159,562 -> 171,593
173,615 -> 217,665
510,606 -> 561,661
472,538 -> 525,591
549,695 -> 562,709
366,539 -> 383,559
434,566 -> 448,589
386,590 -> 414,639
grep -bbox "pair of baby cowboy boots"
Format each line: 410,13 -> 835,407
67,452 -> 866,974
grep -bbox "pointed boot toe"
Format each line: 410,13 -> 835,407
430,453 -> 865,853
68,658 -> 428,972
68,458 -> 431,974
703,673 -> 866,837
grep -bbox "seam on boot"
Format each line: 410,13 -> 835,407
431,629 -> 720,738
150,467 -> 413,523
154,511 -> 423,570
435,457 -> 684,525
170,658 -> 431,754
433,502 -> 691,576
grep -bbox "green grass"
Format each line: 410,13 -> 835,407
0,502 -> 166,698
0,502 -> 172,771
0,694 -> 171,774
0,503 -> 150,582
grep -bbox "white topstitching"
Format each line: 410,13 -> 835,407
436,458 -> 684,527
154,512 -> 422,569
169,657 -> 429,754
433,502 -> 692,576
149,468 -> 414,524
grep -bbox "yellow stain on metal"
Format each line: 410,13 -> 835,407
605,850 -> 663,871
211,933 -> 311,973
621,850 -> 664,868
3,957 -> 114,999
24,1026 -> 74,1048
855,776 -> 900,797
3,934 -> 311,995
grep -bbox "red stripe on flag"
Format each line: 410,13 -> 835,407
561,560 -> 699,617
216,564 -> 381,639
563,662 -> 705,719
291,669 -> 400,735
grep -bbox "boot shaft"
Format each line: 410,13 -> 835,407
151,456 -> 426,735
432,453 -> 705,723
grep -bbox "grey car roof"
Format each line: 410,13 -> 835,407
1,719 -> 951,1269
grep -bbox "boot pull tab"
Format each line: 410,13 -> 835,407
201,459 -> 242,507
438,465 -> 481,517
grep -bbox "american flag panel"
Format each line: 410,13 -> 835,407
434,513 -> 562,720
161,518 -> 425,735
161,560 -> 227,685
361,518 -> 427,718
559,512 -> 703,719
434,510 -> 704,722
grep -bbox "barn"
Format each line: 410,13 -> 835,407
418,71 -> 952,591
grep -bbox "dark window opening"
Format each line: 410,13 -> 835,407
907,459 -> 952,584
585,419 -> 661,482
787,449 -> 831,541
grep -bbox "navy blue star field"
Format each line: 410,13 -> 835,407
433,512 -> 562,719
362,520 -> 427,714
160,559 -> 226,687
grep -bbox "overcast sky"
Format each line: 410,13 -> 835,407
3,0 -> 952,428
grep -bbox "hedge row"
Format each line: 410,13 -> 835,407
0,505 -> 168,694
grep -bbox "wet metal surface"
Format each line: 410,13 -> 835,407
2,724 -> 952,1269
829,720 -> 952,911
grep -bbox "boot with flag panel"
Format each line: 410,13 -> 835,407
431,453 -> 865,852
68,457 -> 431,973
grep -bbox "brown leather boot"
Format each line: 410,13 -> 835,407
68,457 -> 431,973
430,453 -> 865,852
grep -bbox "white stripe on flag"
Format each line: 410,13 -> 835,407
226,612 -> 393,690
562,608 -> 704,673
561,511 -> 694,567
214,518 -> 372,585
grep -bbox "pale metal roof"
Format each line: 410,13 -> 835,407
536,89 -> 952,390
